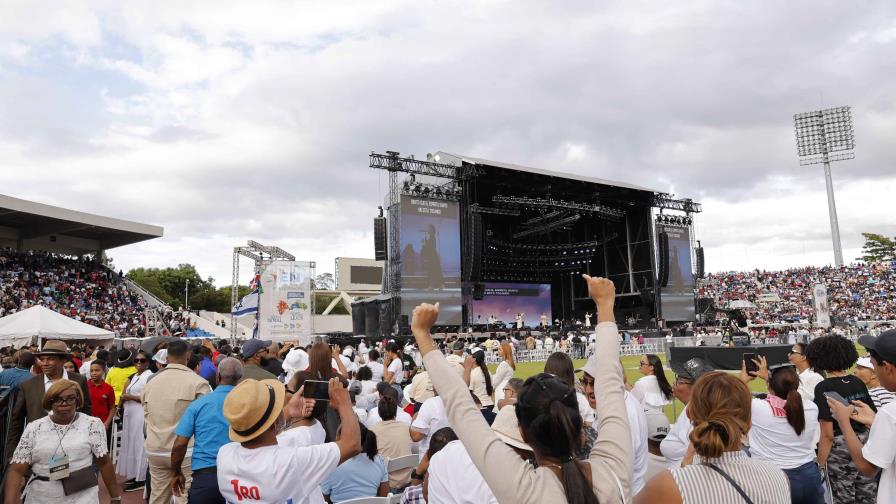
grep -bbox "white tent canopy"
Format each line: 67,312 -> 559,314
0,305 -> 115,349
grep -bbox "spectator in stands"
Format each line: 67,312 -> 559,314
636,372 -> 790,503
855,355 -> 895,409
742,363 -> 823,503
630,354 -> 673,411
826,329 -> 896,504
239,339 -> 277,382
0,350 -> 35,399
117,350 -> 154,492
87,360 -> 115,447
143,339 -> 211,504
370,385 -> 414,491
545,352 -> 595,427
4,379 -> 122,503
410,391 -> 448,455
463,348 -> 494,411
171,357 -> 242,503
807,335 -> 878,502
216,378 -> 361,504
408,366 -> 435,412
412,274 -> 631,503
5,340 -> 92,463
643,409 -> 670,482
661,357 -> 714,468
788,342 -> 824,402
106,349 -> 136,403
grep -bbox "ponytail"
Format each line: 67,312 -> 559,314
784,390 -> 806,435
768,366 -> 805,435
685,372 -> 751,459
517,374 -> 598,504
473,350 -> 494,396
360,425 -> 378,461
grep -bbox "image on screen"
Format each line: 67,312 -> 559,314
470,282 -> 552,328
658,223 -> 696,321
399,196 -> 462,325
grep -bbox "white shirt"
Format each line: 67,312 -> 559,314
277,420 -> 327,448
862,401 -> 896,503
630,375 -> 672,411
386,358 -> 403,384
645,452 -> 667,483
576,392 -> 596,425
79,359 -> 92,376
367,361 -> 384,382
43,370 -> 70,392
427,440 -> 497,504
661,405 -> 691,469
748,397 -> 819,469
217,441 -> 339,504
411,396 -> 449,455
797,368 -> 824,402
446,354 -> 465,378
469,367 -> 494,407
623,391 -> 649,494
363,407 -> 412,429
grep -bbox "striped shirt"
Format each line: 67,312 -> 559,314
670,451 -> 789,504
869,386 -> 896,410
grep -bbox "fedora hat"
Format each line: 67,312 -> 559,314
223,379 -> 285,443
34,340 -> 71,357
491,405 -> 532,452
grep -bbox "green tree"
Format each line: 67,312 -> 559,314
860,233 -> 896,262
127,264 -> 214,309
312,272 -> 335,290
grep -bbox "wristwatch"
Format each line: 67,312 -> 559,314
411,469 -> 426,480
110,497 -> 122,502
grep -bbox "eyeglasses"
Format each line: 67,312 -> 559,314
134,358 -> 148,363
579,378 -> 595,388
674,377 -> 693,387
52,396 -> 78,406
787,351 -> 802,356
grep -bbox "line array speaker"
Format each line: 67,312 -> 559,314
470,214 -> 483,282
374,217 -> 387,261
695,246 -> 705,279
658,231 -> 669,288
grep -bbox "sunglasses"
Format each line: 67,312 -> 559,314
134,358 -> 148,363
787,351 -> 802,356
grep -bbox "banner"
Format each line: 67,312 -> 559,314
813,283 -> 831,329
258,261 -> 314,341
399,195 -> 462,325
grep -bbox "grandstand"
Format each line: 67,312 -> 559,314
0,194 -> 171,341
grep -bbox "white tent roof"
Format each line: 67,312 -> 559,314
0,305 -> 115,348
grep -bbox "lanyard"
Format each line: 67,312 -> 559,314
50,414 -> 78,459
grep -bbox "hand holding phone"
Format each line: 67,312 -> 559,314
743,353 -> 758,375
824,391 -> 849,406
303,380 -> 330,401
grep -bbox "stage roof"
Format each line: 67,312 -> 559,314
0,194 -> 164,254
436,152 -> 661,194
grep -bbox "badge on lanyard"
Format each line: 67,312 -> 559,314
48,454 -> 70,481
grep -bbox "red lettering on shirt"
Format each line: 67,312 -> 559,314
230,479 -> 261,501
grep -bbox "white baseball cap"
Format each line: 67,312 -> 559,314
856,356 -> 874,369
645,409 -> 670,442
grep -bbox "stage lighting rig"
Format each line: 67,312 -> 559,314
492,195 -> 624,221
793,105 -> 856,266
652,194 -> 702,213
512,214 -> 581,239
469,204 -> 520,217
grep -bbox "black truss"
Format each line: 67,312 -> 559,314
651,193 -> 702,213
492,195 -> 624,221
370,151 -> 482,180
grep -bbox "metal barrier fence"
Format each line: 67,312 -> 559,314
483,342 -> 664,364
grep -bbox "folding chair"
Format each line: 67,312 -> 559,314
334,497 -> 391,504
386,454 -> 419,474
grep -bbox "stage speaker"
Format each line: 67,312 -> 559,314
658,231 -> 669,287
379,300 -> 393,338
374,217 -> 387,261
364,301 -> 380,337
469,214 -> 483,282
639,287 -> 654,306
351,301 -> 366,335
695,246 -> 705,279
473,283 -> 485,300
696,297 -> 714,314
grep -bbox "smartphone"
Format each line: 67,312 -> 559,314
824,391 -> 849,406
743,353 -> 758,374
303,380 -> 330,401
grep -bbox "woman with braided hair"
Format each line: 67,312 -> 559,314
636,372 -> 790,503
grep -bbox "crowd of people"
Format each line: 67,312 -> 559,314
699,262 -> 896,324
0,276 -> 891,503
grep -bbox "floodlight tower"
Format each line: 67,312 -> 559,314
793,106 -> 856,267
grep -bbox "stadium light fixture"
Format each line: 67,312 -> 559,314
793,106 -> 855,266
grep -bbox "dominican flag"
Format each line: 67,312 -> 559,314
248,273 -> 263,294
232,289 -> 259,316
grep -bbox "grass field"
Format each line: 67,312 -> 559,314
489,353 -> 770,422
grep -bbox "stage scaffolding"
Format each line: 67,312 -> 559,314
229,240 -> 296,341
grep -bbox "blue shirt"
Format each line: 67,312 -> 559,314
175,384 -> 234,470
198,357 -> 216,381
0,368 -> 33,397
320,453 -> 387,502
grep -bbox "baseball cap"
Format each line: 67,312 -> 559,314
856,356 -> 874,369
241,339 -> 272,359
670,357 -> 714,382
858,329 -> 896,365
645,409 -> 670,442
452,341 -> 465,351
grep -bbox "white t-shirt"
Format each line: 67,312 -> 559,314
798,368 -> 824,402
630,375 -> 672,411
216,441 -> 339,504
386,358 -> 403,384
469,367 -> 494,407
748,397 -> 819,469
645,452 -> 667,483
367,361 -> 384,382
623,391 -> 649,494
411,396 -> 449,455
660,406 -> 691,469
277,420 -> 327,448
862,401 -> 896,504
363,407 -> 412,429
427,440 -> 497,504
576,392 -> 596,425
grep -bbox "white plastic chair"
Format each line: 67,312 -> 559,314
386,454 -> 419,473
335,497 -> 391,504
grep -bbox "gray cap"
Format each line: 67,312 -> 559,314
241,339 -> 272,358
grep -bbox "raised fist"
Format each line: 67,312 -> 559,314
412,302 -> 440,334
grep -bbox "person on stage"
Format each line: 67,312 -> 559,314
515,313 -> 524,330
584,312 -> 592,328
539,313 -> 548,329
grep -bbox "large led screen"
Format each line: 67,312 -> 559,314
399,196 -> 462,325
470,282 -> 552,328
658,223 -> 696,321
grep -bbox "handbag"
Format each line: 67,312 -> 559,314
60,466 -> 99,496
706,463 -> 755,504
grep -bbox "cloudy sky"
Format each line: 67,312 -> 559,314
2,1 -> 894,287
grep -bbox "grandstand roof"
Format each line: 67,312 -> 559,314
0,194 -> 163,254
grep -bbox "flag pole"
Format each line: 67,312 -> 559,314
254,253 -> 263,340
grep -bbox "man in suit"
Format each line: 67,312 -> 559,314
4,339 -> 92,462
